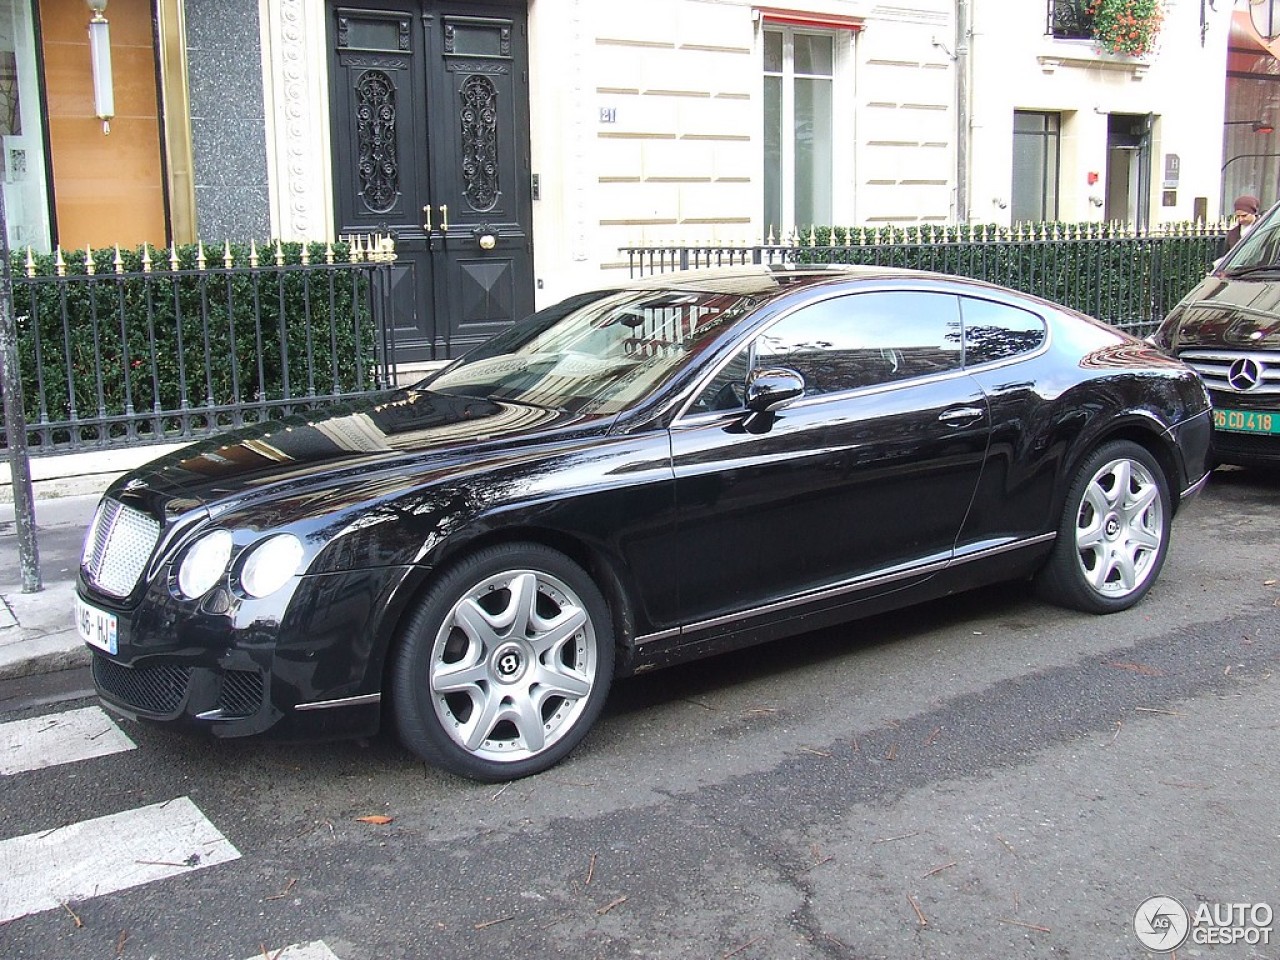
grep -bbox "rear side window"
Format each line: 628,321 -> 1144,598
754,292 -> 963,395
960,297 -> 1046,365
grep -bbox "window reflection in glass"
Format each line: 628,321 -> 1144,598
960,298 -> 1046,365
426,290 -> 760,416
755,292 -> 963,395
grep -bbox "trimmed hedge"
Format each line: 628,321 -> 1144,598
789,222 -> 1224,333
9,240 -> 383,446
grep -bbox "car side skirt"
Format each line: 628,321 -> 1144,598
629,532 -> 1057,672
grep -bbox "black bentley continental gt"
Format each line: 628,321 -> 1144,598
77,265 -> 1213,780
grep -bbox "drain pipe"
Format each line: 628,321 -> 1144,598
955,0 -> 971,223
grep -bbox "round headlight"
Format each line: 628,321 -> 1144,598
176,529 -> 233,599
239,534 -> 304,598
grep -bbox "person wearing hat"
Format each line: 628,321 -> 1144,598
1225,194 -> 1260,252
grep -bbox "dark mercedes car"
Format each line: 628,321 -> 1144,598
77,265 -> 1212,781
1150,204 -> 1280,467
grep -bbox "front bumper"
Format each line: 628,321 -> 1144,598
82,563 -> 421,741
1207,390 -> 1280,466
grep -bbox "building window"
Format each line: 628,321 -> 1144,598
0,0 -> 50,251
1048,0 -> 1094,40
1012,111 -> 1061,222
763,26 -> 835,236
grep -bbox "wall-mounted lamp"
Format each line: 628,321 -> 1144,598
1224,118 -> 1274,134
87,0 -> 113,134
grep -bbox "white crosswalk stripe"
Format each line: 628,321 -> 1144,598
244,942 -> 342,960
0,795 -> 242,924
0,705 -> 136,775
1,704 -> 341,955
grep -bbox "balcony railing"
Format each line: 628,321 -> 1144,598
1049,0 -> 1094,40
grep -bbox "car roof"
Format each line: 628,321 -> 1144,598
617,263 -> 917,297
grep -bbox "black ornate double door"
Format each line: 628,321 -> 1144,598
330,1 -> 534,363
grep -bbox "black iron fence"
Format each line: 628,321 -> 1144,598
622,222 -> 1226,338
4,237 -> 398,453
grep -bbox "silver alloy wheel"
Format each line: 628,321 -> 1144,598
428,568 -> 597,763
1073,456 -> 1165,599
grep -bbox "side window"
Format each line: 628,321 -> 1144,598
960,298 -> 1047,365
754,292 -> 963,395
690,349 -> 753,412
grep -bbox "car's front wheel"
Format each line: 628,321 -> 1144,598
1035,441 -> 1171,613
391,543 -> 614,781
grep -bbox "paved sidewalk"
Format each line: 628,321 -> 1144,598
1,492 -> 119,681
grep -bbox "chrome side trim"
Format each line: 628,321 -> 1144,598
633,532 -> 1057,646
1180,471 -> 1211,502
950,531 -> 1057,563
294,692 -> 382,712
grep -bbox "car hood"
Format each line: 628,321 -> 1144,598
1161,276 -> 1280,351
108,389 -> 610,517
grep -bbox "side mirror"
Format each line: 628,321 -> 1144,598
745,367 -> 805,413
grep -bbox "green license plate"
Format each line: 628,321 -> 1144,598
1213,407 -> 1280,435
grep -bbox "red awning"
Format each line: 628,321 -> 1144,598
757,7 -> 864,32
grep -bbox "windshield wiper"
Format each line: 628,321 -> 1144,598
1223,262 -> 1280,278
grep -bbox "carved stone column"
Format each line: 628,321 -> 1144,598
260,0 -> 335,241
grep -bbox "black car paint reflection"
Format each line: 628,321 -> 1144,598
78,266 -> 1213,779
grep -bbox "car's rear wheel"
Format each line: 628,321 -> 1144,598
391,543 -> 614,781
1035,441 -> 1171,613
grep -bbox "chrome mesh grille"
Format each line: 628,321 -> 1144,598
81,499 -> 161,598
217,670 -> 265,718
92,654 -> 190,716
1180,349 -> 1280,395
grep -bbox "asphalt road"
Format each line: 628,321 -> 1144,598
1,469 -> 1277,960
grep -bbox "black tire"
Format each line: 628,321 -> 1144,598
1034,441 -> 1171,614
391,543 -> 614,781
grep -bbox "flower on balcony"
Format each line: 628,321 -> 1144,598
1086,0 -> 1163,57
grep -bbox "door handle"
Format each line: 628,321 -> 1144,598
440,205 -> 449,232
938,406 -> 985,425
423,205 -> 432,232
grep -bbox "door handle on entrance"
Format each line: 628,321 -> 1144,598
423,206 -> 432,232
440,205 -> 449,232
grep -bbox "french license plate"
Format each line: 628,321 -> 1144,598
1213,408 -> 1280,436
75,595 -> 119,655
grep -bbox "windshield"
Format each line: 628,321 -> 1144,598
422,288 -> 761,415
1224,203 -> 1280,274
